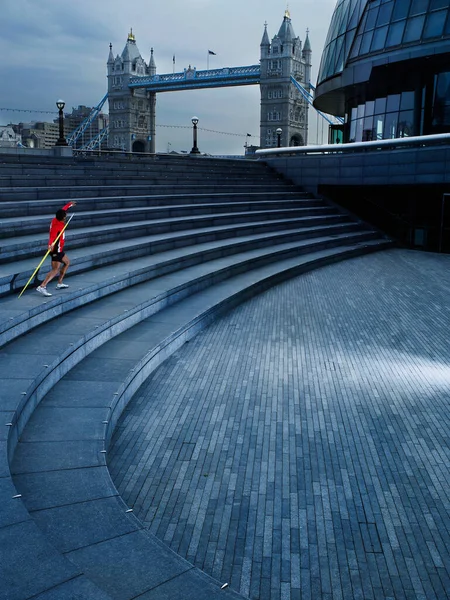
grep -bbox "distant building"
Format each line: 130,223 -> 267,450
0,126 -> 22,147
64,105 -> 109,149
14,122 -> 59,148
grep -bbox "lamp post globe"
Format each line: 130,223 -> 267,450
190,116 -> 200,154
55,99 -> 68,146
276,127 -> 282,148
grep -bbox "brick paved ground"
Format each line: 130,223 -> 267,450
108,249 -> 450,600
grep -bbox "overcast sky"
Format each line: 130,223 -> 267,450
0,0 -> 337,154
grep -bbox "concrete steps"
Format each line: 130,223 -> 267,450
0,153 -> 393,599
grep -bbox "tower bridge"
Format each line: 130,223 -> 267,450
107,10 -> 312,153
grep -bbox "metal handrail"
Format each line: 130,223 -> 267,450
256,133 -> 450,156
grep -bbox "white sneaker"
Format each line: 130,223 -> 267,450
56,283 -> 69,289
37,286 -> 52,297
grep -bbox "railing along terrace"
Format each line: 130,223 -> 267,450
256,133 -> 450,156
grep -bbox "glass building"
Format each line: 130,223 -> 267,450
314,0 -> 450,142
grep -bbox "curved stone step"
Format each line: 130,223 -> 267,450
0,206 -> 340,263
0,222 -> 365,342
7,240 -> 392,600
4,242 -> 390,599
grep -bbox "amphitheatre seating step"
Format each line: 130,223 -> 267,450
3,237 -> 391,600
0,197 -> 319,235
0,190 -> 310,219
0,182 -> 297,197
0,153 -> 393,598
0,221 -> 369,342
0,214 -> 353,297
0,206 -> 341,264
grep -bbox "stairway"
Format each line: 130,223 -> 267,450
0,153 -> 392,599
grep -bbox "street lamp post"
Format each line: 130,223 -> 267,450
55,99 -> 68,146
190,116 -> 200,154
276,127 -> 282,148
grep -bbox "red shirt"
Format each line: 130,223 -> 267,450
49,202 -> 75,252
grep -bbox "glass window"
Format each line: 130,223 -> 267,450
365,100 -> 375,116
387,94 -> 401,112
348,3 -> 361,29
445,12 -> 450,35
374,115 -> 385,139
400,90 -> 415,110
430,0 -> 447,8
349,34 -> 363,58
375,97 -> 387,113
398,110 -> 414,136
409,0 -> 429,15
376,2 -> 394,26
371,25 -> 389,50
403,15 -> 425,41
357,104 -> 365,118
384,112 -> 398,138
349,110 -> 357,141
423,9 -> 447,38
386,20 -> 406,45
363,116 -> 374,141
366,7 -> 379,30
355,118 -> 364,142
360,30 -> 374,54
392,0 -> 410,20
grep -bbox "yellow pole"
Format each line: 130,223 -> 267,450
18,214 -> 74,299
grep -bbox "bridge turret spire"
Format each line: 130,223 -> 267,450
107,43 -> 114,64
260,22 -> 270,48
149,47 -> 156,76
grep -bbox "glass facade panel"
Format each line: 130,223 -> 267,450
400,90 -> 415,110
374,115 -> 385,139
371,25 -> 389,49
350,34 -> 363,58
398,110 -> 414,135
363,116 -> 374,140
430,0 -> 447,9
423,9 -> 447,38
384,112 -> 398,137
366,6 -> 380,29
375,97 -> 387,113
360,30 -> 374,53
387,94 -> 401,111
392,0 -> 411,20
365,100 -> 375,115
386,20 -> 406,45
432,71 -> 450,132
409,0 -> 429,15
376,1 -> 394,25
403,14 -> 425,40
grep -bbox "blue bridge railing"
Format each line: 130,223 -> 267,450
129,65 -> 261,92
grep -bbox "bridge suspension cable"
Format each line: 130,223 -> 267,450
0,107 -> 57,115
290,76 -> 344,126
66,93 -> 109,147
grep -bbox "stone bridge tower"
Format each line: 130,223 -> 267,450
107,30 -> 156,153
260,11 -> 311,148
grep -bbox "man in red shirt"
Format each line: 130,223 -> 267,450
36,201 -> 76,297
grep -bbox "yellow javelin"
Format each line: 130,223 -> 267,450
18,214 -> 74,299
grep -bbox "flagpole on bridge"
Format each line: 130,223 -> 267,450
207,49 -> 216,70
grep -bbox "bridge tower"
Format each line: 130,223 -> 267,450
259,10 -> 311,148
107,30 -> 156,153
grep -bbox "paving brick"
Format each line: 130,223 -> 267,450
108,250 -> 450,599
